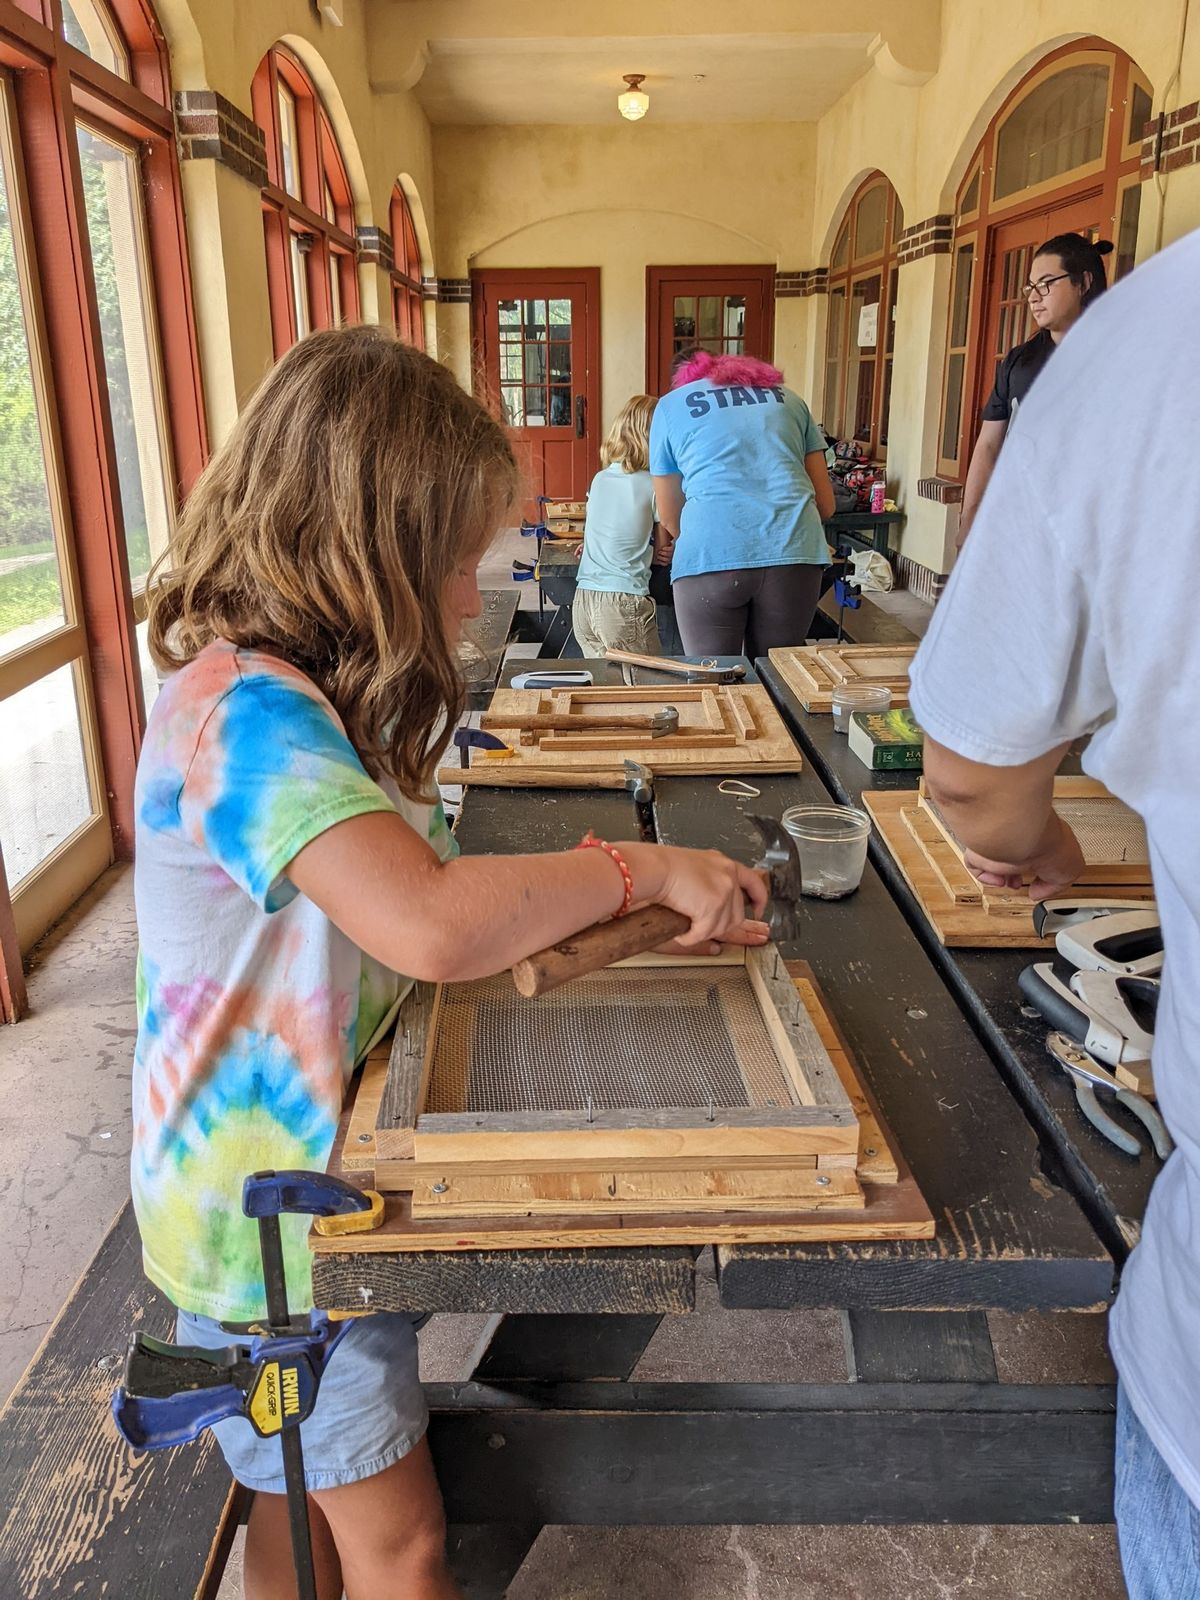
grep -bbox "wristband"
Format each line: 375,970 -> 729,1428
577,832 -> 634,918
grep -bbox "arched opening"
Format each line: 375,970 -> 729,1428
252,45 -> 361,357
823,174 -> 904,459
937,39 -> 1152,477
390,184 -> 425,350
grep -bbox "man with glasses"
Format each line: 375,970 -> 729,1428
956,232 -> 1112,547
912,227 -> 1200,1598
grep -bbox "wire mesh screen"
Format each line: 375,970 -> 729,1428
1052,798 -> 1148,867
424,968 -> 799,1115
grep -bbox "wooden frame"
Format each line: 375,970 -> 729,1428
252,44 -> 360,357
0,0 -> 204,987
823,175 -> 903,460
937,40 -> 1151,478
864,784 -> 1153,947
767,643 -> 915,713
390,183 -> 424,349
442,682 -> 803,783
322,957 -> 933,1250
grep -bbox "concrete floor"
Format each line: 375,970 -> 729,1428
0,545 -> 1129,1596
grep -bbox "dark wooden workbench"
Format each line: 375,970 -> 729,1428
311,657 -> 1120,1589
461,589 -> 520,708
756,655 -> 1155,1262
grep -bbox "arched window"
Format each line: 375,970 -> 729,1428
0,0 -> 204,1003
252,47 -> 360,356
823,176 -> 904,458
390,186 -> 425,350
937,42 -> 1151,477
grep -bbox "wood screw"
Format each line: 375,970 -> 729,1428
487,1433 -> 506,1450
864,1146 -> 878,1157
816,1174 -> 831,1186
431,1182 -> 448,1194
357,1133 -> 372,1143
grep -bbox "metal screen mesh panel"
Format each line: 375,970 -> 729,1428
1052,798 -> 1148,867
424,967 -> 798,1114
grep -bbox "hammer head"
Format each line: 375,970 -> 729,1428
748,815 -> 803,940
649,705 -> 679,739
623,759 -> 653,802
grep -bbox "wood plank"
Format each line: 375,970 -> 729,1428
376,982 -> 438,1159
865,790 -> 1151,948
744,945 -> 854,1113
409,1167 -> 865,1218
795,975 -> 899,1185
341,1043 -> 392,1169
901,803 -> 983,904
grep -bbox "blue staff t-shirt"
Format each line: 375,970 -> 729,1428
649,381 -> 829,580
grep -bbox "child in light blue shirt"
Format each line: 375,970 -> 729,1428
572,394 -> 664,656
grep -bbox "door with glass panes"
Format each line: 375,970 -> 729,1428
646,266 -> 775,395
472,269 -> 600,516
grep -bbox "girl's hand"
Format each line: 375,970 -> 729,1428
627,843 -> 770,948
964,813 -> 1085,902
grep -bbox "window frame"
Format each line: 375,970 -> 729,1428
936,40 -> 1151,479
0,0 -> 205,1000
390,183 -> 424,349
253,45 -> 359,357
823,174 -> 903,459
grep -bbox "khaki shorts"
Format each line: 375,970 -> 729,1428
571,589 -> 661,656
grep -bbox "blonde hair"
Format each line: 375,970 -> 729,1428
148,326 -> 518,798
600,394 -> 657,472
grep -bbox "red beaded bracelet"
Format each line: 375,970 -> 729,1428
577,832 -> 634,918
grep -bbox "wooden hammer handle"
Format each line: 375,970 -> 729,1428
603,649 -> 686,674
507,713 -> 665,732
512,904 -> 691,998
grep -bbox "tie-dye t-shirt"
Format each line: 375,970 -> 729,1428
131,640 -> 456,1322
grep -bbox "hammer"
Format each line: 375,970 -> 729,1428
511,815 -> 803,998
496,705 -> 680,739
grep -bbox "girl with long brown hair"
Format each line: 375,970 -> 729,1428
133,326 -> 767,1600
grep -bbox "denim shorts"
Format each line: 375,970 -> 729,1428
176,1308 -> 427,1495
1115,1382 -> 1200,1598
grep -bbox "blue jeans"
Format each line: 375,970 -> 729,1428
1116,1383 -> 1200,1598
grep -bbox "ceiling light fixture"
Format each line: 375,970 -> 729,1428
618,74 -> 649,122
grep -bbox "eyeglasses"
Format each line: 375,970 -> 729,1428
1022,272 -> 1071,301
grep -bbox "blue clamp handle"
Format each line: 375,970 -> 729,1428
833,577 -> 862,610
242,1170 -> 371,1221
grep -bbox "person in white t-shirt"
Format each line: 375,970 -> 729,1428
571,394 -> 666,656
909,229 -> 1200,1599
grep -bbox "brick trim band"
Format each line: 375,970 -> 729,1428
421,275 -> 439,301
437,278 -> 471,304
893,550 -> 949,603
917,476 -> 963,505
776,267 -> 829,299
896,214 -> 953,266
1141,105 -> 1200,179
175,89 -> 268,189
356,226 -> 394,271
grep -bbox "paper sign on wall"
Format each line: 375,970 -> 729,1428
857,302 -> 879,347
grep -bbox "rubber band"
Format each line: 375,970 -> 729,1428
718,779 -> 761,798
577,832 -> 635,917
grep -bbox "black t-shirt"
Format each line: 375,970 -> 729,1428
981,328 -> 1055,425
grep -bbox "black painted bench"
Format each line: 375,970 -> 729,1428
0,1201 -> 242,1599
816,585 -> 919,646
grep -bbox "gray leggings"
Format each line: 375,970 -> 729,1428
672,564 -> 824,659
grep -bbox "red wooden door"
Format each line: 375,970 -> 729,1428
472,269 -> 600,517
975,195 -> 1102,439
646,266 -> 775,394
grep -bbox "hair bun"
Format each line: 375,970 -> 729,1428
1094,239 -> 1114,256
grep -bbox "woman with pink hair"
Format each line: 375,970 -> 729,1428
649,348 -> 835,657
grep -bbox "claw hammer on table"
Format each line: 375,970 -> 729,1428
511,815 -> 804,998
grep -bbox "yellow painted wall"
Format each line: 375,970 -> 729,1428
809,0 -> 1200,570
432,122 -> 818,430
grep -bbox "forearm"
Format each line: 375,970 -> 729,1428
924,738 -> 1066,864
956,430 -> 1004,546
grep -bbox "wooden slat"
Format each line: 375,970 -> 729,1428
341,1045 -> 392,1170
768,644 -> 913,713
901,802 -> 982,904
744,945 -> 854,1112
409,1167 -> 865,1218
796,976 -> 899,1185
376,982 -> 438,1159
